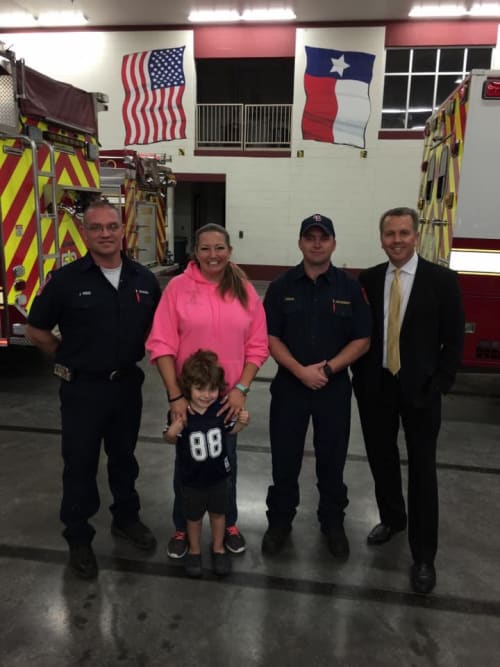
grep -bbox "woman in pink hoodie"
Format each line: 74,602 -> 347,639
146,223 -> 269,560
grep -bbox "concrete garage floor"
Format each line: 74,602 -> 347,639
1,333 -> 500,666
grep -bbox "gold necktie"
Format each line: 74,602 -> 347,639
387,268 -> 401,375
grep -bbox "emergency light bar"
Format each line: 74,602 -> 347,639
482,79 -> 500,99
449,249 -> 500,275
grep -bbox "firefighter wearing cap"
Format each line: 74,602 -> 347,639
262,214 -> 371,559
26,200 -> 161,580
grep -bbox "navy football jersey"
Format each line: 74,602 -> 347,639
168,400 -> 235,488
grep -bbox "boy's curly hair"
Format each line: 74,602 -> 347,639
180,349 -> 227,396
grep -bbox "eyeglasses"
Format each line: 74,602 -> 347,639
83,223 -> 122,233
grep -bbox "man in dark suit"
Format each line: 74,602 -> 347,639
352,206 -> 464,594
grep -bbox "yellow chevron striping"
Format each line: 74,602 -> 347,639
7,233 -> 39,307
3,200 -> 36,270
68,153 -> 98,186
1,156 -> 33,221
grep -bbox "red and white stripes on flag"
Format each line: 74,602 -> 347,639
302,46 -> 375,149
121,47 -> 187,145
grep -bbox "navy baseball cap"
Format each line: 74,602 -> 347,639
300,214 -> 335,238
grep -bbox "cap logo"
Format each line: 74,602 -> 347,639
299,213 -> 335,238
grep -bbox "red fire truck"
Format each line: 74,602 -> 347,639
0,46 -> 107,346
99,149 -> 176,268
417,69 -> 500,368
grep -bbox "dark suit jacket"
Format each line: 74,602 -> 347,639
352,256 -> 464,406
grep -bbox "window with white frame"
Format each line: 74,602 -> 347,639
381,46 -> 493,130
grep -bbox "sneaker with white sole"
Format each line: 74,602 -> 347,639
224,525 -> 246,554
167,530 -> 188,559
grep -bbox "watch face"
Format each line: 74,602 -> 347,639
324,363 -> 333,378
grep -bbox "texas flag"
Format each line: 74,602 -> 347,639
302,46 -> 375,148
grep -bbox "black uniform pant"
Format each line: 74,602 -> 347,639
266,372 -> 351,533
59,367 -> 144,545
356,371 -> 441,565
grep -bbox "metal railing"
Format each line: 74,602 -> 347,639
196,104 -> 292,150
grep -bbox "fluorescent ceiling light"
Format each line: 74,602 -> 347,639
409,3 -> 500,17
188,8 -> 296,22
409,4 -> 467,17
0,12 -> 38,27
449,249 -> 500,274
37,11 -> 88,26
242,8 -> 296,20
383,107 -> 432,113
469,3 -> 500,16
188,10 -> 240,22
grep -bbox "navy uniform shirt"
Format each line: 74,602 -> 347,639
170,400 -> 234,488
27,252 -> 161,372
264,262 -> 371,375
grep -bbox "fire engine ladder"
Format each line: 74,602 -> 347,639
35,140 -> 60,279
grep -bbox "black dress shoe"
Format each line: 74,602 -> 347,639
69,544 -> 98,580
326,526 -> 350,559
411,562 -> 436,594
111,519 -> 157,551
262,525 -> 291,556
367,522 -> 405,545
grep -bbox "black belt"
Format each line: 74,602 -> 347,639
74,367 -> 137,382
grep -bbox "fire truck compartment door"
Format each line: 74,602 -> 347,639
135,201 -> 156,265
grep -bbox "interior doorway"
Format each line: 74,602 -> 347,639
173,177 -> 226,268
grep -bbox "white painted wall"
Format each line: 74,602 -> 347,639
4,26 -> 497,269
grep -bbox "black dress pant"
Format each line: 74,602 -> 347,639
266,371 -> 351,532
59,367 -> 144,545
356,371 -> 441,564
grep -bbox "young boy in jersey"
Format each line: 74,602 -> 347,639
164,349 -> 249,577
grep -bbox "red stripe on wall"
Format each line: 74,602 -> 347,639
194,26 -> 296,58
385,20 -> 498,46
240,264 -> 363,281
378,130 -> 424,140
452,237 -> 500,250
175,173 -> 226,182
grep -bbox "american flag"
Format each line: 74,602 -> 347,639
121,47 -> 187,145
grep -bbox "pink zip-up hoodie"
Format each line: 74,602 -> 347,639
146,261 -> 269,389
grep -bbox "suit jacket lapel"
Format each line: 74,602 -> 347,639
373,263 -> 387,345
402,255 -> 426,331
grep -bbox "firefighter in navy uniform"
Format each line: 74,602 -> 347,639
26,200 -> 161,580
262,214 -> 371,559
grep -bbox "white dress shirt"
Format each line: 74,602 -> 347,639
383,252 -> 418,368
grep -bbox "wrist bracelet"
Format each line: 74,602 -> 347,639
168,393 -> 184,403
235,382 -> 250,396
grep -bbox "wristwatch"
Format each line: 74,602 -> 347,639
323,363 -> 334,379
235,382 -> 250,395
